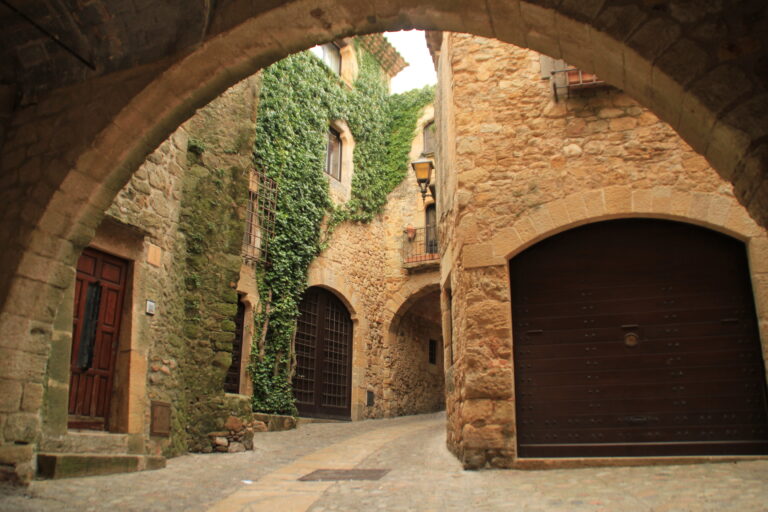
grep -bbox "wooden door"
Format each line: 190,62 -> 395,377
69,248 -> 129,430
511,219 -> 768,457
224,296 -> 246,393
293,287 -> 352,419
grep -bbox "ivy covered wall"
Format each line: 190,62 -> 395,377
250,44 -> 434,415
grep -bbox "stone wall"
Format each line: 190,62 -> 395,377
2,1 -> 768,484
306,102 -> 444,420
171,76 -> 260,454
35,75 -> 262,467
436,33 -> 768,469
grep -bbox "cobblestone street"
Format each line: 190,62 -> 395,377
1,413 -> 767,512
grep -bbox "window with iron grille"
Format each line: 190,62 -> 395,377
325,128 -> 342,181
242,168 -> 278,266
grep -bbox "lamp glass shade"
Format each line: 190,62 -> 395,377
411,159 -> 434,184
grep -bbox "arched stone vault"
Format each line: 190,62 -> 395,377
1,0 -> 767,482
386,281 -> 441,336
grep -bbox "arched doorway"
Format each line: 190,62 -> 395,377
511,219 -> 768,457
387,287 -> 444,417
293,287 -> 353,420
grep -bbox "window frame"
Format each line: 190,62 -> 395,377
311,42 -> 342,75
422,120 -> 436,156
325,127 -> 343,181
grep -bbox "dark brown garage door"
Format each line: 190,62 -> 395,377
293,287 -> 353,420
511,219 -> 768,457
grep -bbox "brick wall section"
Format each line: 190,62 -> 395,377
436,33 -> 768,469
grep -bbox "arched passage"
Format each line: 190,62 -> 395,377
386,284 -> 444,417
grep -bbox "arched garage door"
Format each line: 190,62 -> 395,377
511,219 -> 768,457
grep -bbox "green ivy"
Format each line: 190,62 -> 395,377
248,44 -> 434,415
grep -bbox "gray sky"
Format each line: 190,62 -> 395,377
384,31 -> 437,94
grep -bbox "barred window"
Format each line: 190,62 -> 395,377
242,168 -> 278,266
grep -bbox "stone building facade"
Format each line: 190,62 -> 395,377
22,35 -> 445,480
1,1 -> 768,486
310,102 -> 444,420
431,33 -> 768,468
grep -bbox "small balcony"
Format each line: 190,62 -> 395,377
402,225 -> 439,269
551,67 -> 608,102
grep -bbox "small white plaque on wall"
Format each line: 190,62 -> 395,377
146,300 -> 156,316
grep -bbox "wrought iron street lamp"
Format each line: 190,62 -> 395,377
411,158 -> 434,200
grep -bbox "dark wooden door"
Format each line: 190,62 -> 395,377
293,287 -> 353,419
224,297 -> 246,393
69,248 -> 129,430
511,219 -> 768,457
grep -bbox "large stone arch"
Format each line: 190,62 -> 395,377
1,0 -> 767,482
384,280 -> 443,418
464,186 -> 768,358
385,280 -> 441,336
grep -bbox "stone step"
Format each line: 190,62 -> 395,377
39,431 -> 143,455
295,417 -> 346,427
37,453 -> 166,479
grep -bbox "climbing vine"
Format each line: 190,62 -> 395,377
248,44 -> 434,415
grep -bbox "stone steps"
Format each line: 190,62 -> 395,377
37,453 -> 166,479
295,417 -> 346,426
37,431 -> 165,479
39,431 -> 141,455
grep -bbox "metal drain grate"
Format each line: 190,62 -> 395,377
298,469 -> 390,481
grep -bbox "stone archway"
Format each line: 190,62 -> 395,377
450,189 -> 768,468
1,0 -> 767,482
305,270 -> 368,419
385,283 -> 444,418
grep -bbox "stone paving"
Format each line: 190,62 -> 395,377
1,412 -> 767,512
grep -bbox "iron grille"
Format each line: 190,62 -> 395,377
293,287 -> 353,419
322,297 -> 351,408
294,291 -> 319,406
402,225 -> 439,266
242,168 -> 278,266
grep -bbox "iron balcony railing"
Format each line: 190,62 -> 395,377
402,225 -> 439,266
551,67 -> 607,102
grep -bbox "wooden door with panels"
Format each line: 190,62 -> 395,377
511,219 -> 768,457
293,287 -> 353,420
69,248 -> 129,430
